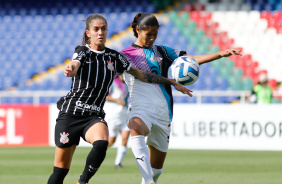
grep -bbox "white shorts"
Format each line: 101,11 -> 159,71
128,109 -> 171,152
107,120 -> 130,138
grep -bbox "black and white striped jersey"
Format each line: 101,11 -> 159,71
57,44 -> 131,116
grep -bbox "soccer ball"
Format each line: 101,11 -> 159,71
170,56 -> 200,85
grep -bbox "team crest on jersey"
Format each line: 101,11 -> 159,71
107,60 -> 114,71
150,56 -> 163,62
60,132 -> 69,144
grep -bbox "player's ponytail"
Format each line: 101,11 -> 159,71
131,12 -> 144,38
131,13 -> 160,38
82,14 -> 108,46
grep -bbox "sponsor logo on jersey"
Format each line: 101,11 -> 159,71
105,52 -> 116,57
150,56 -> 163,62
60,132 -> 69,144
86,60 -> 95,64
107,60 -> 114,71
77,51 -> 86,60
118,54 -> 128,67
75,101 -> 101,112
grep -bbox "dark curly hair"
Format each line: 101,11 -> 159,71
131,13 -> 160,38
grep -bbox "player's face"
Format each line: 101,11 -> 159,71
137,26 -> 158,48
86,19 -> 108,51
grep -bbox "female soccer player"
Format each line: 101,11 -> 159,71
104,75 -> 130,169
47,14 -> 192,184
120,13 -> 242,184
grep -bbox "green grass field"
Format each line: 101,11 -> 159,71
0,147 -> 282,184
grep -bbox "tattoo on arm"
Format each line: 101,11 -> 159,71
128,66 -> 173,85
142,71 -> 172,85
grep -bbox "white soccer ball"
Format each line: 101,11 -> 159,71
170,56 -> 200,85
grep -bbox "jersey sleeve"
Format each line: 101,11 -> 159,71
116,53 -> 131,74
162,46 -> 186,60
71,46 -> 89,64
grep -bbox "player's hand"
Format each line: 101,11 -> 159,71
64,64 -> 74,77
174,83 -> 193,97
219,48 -> 242,57
116,99 -> 126,106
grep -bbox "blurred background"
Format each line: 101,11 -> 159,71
0,0 -> 282,104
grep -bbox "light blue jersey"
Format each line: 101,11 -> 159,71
121,44 -> 184,121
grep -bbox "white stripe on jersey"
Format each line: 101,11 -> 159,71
95,55 -> 99,88
99,56 -> 113,110
88,55 -> 107,115
74,56 -> 91,114
86,55 -> 91,88
67,65 -> 83,113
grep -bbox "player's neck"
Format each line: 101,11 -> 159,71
134,41 -> 150,49
90,44 -> 105,51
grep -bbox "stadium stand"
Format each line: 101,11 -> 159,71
1,0 -> 281,104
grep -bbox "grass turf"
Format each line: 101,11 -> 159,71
0,147 -> 282,184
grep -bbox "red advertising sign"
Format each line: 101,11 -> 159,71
0,105 -> 49,146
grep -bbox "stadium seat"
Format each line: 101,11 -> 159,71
241,77 -> 254,91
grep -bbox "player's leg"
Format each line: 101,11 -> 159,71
108,136 -> 117,146
114,129 -> 130,168
141,146 -> 166,184
47,145 -> 76,184
78,121 -> 109,184
129,116 -> 155,184
107,120 -> 118,147
48,111 -> 80,184
149,145 -> 166,183
141,119 -> 170,184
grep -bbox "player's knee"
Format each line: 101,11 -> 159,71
93,140 -> 108,151
108,137 -> 116,147
128,119 -> 148,136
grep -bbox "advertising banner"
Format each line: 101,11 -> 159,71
170,104 -> 282,150
0,105 -> 49,146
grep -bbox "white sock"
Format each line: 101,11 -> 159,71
141,168 -> 162,184
115,145 -> 127,165
131,135 -> 154,184
152,168 -> 163,183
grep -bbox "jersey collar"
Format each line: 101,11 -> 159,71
86,44 -> 105,54
131,43 -> 152,49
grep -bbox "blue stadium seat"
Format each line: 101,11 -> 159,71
20,97 -> 33,104
224,96 -> 239,103
186,97 -> 197,103
276,3 -> 282,10
40,97 -> 54,104
202,96 -> 213,103
212,96 -> 225,103
264,3 -> 275,11
252,3 -> 264,11
216,77 -> 229,90
173,96 -> 189,103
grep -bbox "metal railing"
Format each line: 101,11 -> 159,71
172,90 -> 252,103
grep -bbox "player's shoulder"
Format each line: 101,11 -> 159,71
155,45 -> 173,50
121,45 -> 138,53
105,47 -> 119,54
74,45 -> 90,53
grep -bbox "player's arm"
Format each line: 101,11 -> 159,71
64,61 -> 80,77
185,48 -> 242,65
106,96 -> 126,105
126,66 -> 193,97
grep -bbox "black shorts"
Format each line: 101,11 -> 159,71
55,111 -> 108,148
